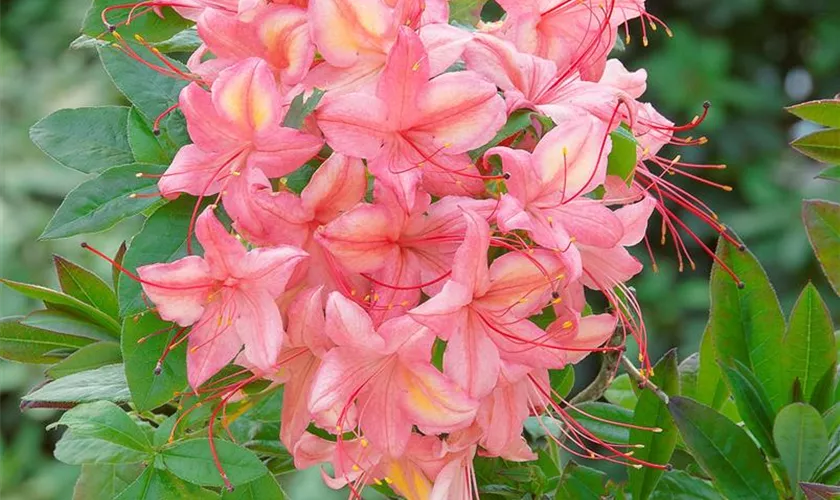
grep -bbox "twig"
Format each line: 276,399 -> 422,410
620,355 -> 670,404
568,330 -> 624,405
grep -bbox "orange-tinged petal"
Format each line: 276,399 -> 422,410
211,58 -> 280,137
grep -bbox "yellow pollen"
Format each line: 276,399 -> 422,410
551,297 -> 562,305
417,161 -> 425,168
518,298 -> 528,304
625,34 -> 631,44
412,61 -> 421,71
373,294 -> 380,301
400,300 -> 409,307
352,465 -> 360,471
642,36 -> 649,47
698,137 -> 708,144
556,274 -> 565,280
666,27 -> 674,37
231,171 -> 241,176
721,185 -> 733,192
280,177 -> 288,185
671,155 -> 682,165
363,294 -> 371,302
626,451 -> 635,457
129,193 -> 138,199
650,22 -> 657,31
635,444 -> 646,449
562,320 -> 574,329
443,142 -> 452,148
208,204 -> 218,210
638,353 -> 644,362
384,477 -> 393,484
134,34 -> 145,42
569,236 -> 577,243
562,146 -> 568,157
350,289 -> 357,296
335,425 -> 342,432
653,427 -> 663,433
547,216 -> 554,224
360,438 -> 369,447
135,172 -> 143,178
374,479 -> 383,486
632,464 -> 644,469
455,180 -> 462,186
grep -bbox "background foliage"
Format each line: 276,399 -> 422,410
0,0 -> 839,498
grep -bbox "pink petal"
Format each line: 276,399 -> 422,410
232,289 -> 284,371
399,363 -> 478,434
451,211 -> 491,297
308,0 -> 391,68
258,5 -> 314,87
248,127 -> 324,178
308,346 -> 384,415
477,382 -> 529,456
316,92 -> 390,158
377,27 -> 430,129
179,83 -> 242,151
195,208 -> 248,279
324,292 -> 385,350
579,245 -> 643,289
485,146 -> 541,206
482,249 -> 564,319
238,245 -> 309,296
137,256 -> 213,326
158,145 -> 228,199
316,203 -> 401,273
409,281 -> 472,338
419,23 -> 472,76
301,153 -> 367,223
446,313 -> 501,398
285,286 -> 330,353
367,139 -> 425,213
279,355 -> 319,450
615,195 -> 656,246
186,297 -> 245,388
551,199 -> 623,248
360,368 -> 412,457
211,58 -> 282,139
600,59 -> 647,99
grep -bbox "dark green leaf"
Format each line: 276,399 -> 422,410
221,473 -> 288,499
57,401 -> 152,452
792,129 -> 840,164
719,359 -> 778,457
650,470 -> 723,500
1,279 -> 121,334
813,426 -> 840,484
0,317 -> 94,364
710,239 -> 786,410
48,342 -> 123,378
42,163 -> 167,240
118,197 -> 200,317
774,403 -> 829,497
115,467 -> 217,500
82,2 -> 192,43
549,365 -> 575,399
73,463 -> 144,500
668,396 -> 779,500
608,126 -> 638,185
122,314 -> 187,411
629,350 -> 680,500
22,310 -> 116,342
817,165 -> 840,183
567,402 -> 634,445
470,110 -> 534,161
283,163 -> 317,194
605,373 -> 639,410
30,106 -> 134,173
787,100 -> 840,128
283,89 -> 325,129
55,431 -> 148,465
161,438 -> 268,487
784,284 -> 837,406
127,108 -> 175,164
556,462 -> 607,499
695,327 -> 731,411
23,364 -> 130,405
449,0 -> 490,25
802,200 -> 840,296
53,256 -> 119,320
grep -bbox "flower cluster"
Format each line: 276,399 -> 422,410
103,0 -> 734,496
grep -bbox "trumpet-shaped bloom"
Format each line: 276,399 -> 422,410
410,211 -> 566,399
159,57 -> 323,200
309,292 -> 478,457
316,27 -> 506,211
137,208 -> 308,388
488,115 -> 618,279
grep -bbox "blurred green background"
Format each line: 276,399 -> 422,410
1,0 -> 838,498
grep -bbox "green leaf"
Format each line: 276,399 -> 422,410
792,129 -> 840,164
605,373 -> 639,410
221,473 -> 288,499
629,350 -> 680,500
449,0 -> 490,25
30,106 -> 135,173
802,200 -> 840,296
48,342 -> 123,378
122,314 -> 187,411
668,396 -> 779,500
127,108 -> 176,164
82,1 -> 192,43
549,365 -> 575,399
113,242 -> 128,291
556,462 -> 607,499
817,165 -> 840,183
774,403 -> 829,498
23,364 -> 131,405
678,353 -> 700,400
695,327 -> 731,411
567,402 -> 634,445
470,110 -> 535,161
283,89 -> 325,129
813,426 -> 840,484
22,310 -> 116,342
799,482 -> 840,500
710,239 -> 786,411
787,100 -> 840,128
53,256 -> 119,320
719,359 -> 778,457
57,401 -> 152,452
115,467 -> 217,500
73,464 -> 144,500
41,163 -> 167,239
98,46 -> 189,147
608,126 -> 638,185
784,284 -> 837,406
0,317 -> 94,364
152,27 -> 202,54
118,197 -> 200,317
283,163 -> 317,194
650,470 -> 723,500
55,431 -> 148,465
161,438 -> 268,488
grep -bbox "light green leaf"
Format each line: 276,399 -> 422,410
792,129 -> 840,164
695,327 -> 731,411
127,108 -> 176,164
152,27 -> 202,54
605,373 -> 639,410
556,462 -> 607,499
73,464 -> 144,500
283,89 -> 325,130
710,239 -> 786,411
470,110 -> 535,161
567,402 -> 634,445
23,364 -> 130,405
41,163 -> 167,239
802,200 -> 840,296
668,396 -> 779,500
0,317 -> 94,364
549,365 -> 575,399
608,126 -> 638,185
817,165 -> 840,183
115,466 -> 218,500
221,473 -> 288,499
48,342 -> 123,378
449,0 -> 490,25
787,100 -> 840,128
812,426 -> 840,484
30,106 -> 134,173
161,438 -> 268,488
122,314 -> 187,411
629,350 -> 680,500
57,401 -> 152,452
55,431 -> 148,465
53,256 -> 119,320
22,310 -> 116,342
82,1 -> 192,43
784,284 -> 836,407
650,470 -> 723,499
774,403 -> 829,498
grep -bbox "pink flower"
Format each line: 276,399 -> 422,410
316,27 -> 506,211
137,208 -> 308,388
309,292 -> 478,457
410,211 -> 566,399
158,57 -> 323,201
